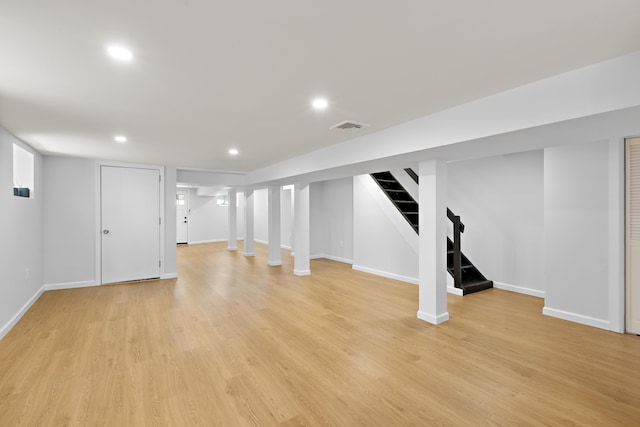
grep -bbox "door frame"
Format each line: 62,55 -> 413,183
95,160 -> 165,285
176,188 -> 190,244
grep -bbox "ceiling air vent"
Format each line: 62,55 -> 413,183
330,120 -> 370,132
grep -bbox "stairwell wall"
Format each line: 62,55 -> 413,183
447,150 -> 545,296
352,174 -> 419,283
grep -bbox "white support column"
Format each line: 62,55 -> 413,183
417,160 -> 449,325
293,182 -> 310,276
268,185 -> 282,266
243,189 -> 255,256
227,190 -> 238,251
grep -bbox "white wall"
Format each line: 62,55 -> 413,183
310,182 -> 328,257
41,157 -> 176,286
0,129 -> 44,338
447,150 -> 544,296
544,141 -> 613,329
281,187 -> 293,250
315,178 -> 353,263
352,174 -> 418,283
254,188 -> 268,243
351,153 -> 544,290
43,156 -> 95,286
237,191 -> 245,239
187,188 -> 229,244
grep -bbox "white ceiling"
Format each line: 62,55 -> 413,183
2,0 -> 640,172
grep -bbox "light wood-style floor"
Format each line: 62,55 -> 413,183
1,242 -> 640,426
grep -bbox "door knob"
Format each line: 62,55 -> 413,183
103,229 -> 110,234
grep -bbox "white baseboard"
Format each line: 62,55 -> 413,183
227,246 -> 238,251
322,255 -> 353,264
0,285 -> 45,341
268,260 -> 282,266
43,280 -> 97,291
281,244 -> 292,250
542,307 -> 610,330
254,239 -> 268,245
447,286 -> 463,296
352,265 -> 418,285
494,281 -> 545,298
188,239 -> 227,245
293,269 -> 311,276
243,252 -> 255,257
309,254 -> 353,264
162,273 -> 178,279
417,310 -> 450,325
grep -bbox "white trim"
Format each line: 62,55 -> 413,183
0,285 -> 44,340
254,239 -> 268,245
321,255 -> 353,265
543,307 -> 610,330
227,246 -> 238,251
43,280 -> 97,291
493,281 -> 545,298
161,273 -> 178,279
243,252 -> 255,257
417,310 -> 450,325
447,286 -> 463,296
610,137 -> 624,333
268,261 -> 282,267
352,265 -> 418,285
308,254 -> 353,264
293,269 -> 311,276
95,161 -> 165,285
280,244 -> 292,250
188,239 -> 227,245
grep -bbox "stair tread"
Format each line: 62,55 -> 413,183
461,279 -> 492,286
459,280 -> 493,295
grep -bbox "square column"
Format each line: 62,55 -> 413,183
293,182 -> 310,276
243,189 -> 255,256
227,190 -> 238,251
268,185 -> 282,266
417,160 -> 449,324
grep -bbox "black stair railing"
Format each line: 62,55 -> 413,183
447,208 -> 464,288
370,168 -> 493,295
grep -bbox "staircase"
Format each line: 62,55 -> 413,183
370,169 -> 493,295
371,171 -> 419,233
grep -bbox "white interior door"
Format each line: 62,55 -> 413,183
626,137 -> 640,334
176,189 -> 189,244
101,166 -> 160,284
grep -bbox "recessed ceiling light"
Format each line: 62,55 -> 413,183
114,135 -> 127,143
229,148 -> 239,155
312,98 -> 328,110
107,45 -> 134,61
